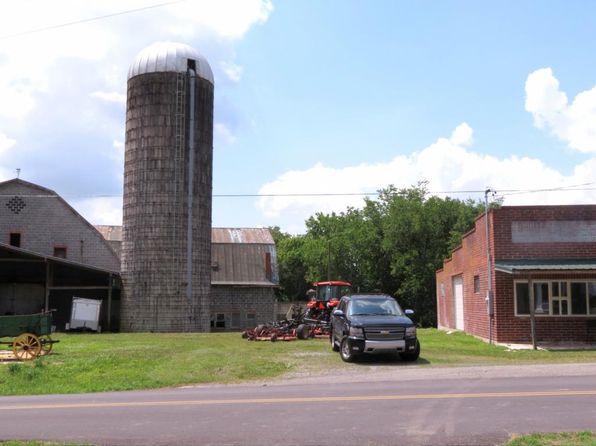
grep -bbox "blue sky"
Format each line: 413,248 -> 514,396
1,1 -> 595,233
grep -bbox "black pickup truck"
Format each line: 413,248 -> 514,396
330,294 -> 420,362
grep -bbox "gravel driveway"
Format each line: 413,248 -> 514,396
272,361 -> 596,387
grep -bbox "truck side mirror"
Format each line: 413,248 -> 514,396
405,309 -> 414,315
332,309 -> 344,317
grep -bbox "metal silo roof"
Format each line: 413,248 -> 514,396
128,41 -> 214,83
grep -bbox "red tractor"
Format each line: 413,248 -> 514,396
297,280 -> 353,339
242,280 -> 353,341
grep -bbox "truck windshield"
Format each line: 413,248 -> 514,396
348,298 -> 403,316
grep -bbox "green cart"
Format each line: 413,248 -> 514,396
0,312 -> 58,360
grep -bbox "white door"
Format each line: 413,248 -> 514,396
453,275 -> 464,330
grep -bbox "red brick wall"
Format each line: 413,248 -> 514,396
437,205 -> 596,344
436,212 -> 491,339
492,205 -> 596,260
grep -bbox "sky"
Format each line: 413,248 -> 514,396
1,1 -> 595,233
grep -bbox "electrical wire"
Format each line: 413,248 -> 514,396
0,0 -> 189,40
4,183 -> 593,200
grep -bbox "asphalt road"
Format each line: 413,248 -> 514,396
1,363 -> 596,446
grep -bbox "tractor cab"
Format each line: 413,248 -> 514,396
312,281 -> 352,309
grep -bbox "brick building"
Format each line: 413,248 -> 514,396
436,205 -> 596,345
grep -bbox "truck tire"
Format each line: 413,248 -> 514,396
330,330 -> 339,352
400,340 -> 420,362
340,337 -> 357,363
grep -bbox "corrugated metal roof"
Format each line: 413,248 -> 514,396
0,242 -> 120,275
211,243 -> 279,286
495,259 -> 596,274
95,225 -> 123,241
93,226 -> 274,245
211,228 -> 274,244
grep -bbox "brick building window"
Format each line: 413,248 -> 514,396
9,232 -> 21,247
515,280 -> 596,316
211,313 -> 225,329
53,247 -> 67,258
473,275 -> 480,294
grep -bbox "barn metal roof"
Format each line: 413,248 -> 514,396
0,242 -> 120,275
211,228 -> 274,245
128,42 -> 214,83
95,225 -> 122,241
495,259 -> 596,274
93,227 -> 274,245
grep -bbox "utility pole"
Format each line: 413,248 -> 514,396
485,188 -> 494,344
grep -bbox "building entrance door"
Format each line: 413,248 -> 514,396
453,275 -> 464,330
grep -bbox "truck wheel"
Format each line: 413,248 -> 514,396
340,337 -> 357,363
330,331 -> 339,352
400,340 -> 420,362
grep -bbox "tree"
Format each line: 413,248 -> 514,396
271,184 -> 484,325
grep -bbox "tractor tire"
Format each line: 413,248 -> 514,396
296,324 -> 307,340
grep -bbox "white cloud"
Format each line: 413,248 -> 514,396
525,68 -> 596,154
220,61 -> 244,82
71,196 -> 123,226
0,132 -> 17,181
91,91 -> 126,104
0,0 -> 272,225
0,1 -> 273,121
215,122 -> 237,145
0,132 -> 16,154
166,0 -> 273,39
257,122 -> 596,232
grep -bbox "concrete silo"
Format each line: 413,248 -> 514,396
121,42 -> 214,332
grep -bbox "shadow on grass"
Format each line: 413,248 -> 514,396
350,353 -> 431,366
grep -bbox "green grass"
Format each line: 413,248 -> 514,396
1,329 -> 596,396
0,443 -> 92,446
2,432 -> 595,446
420,329 -> 596,366
504,432 -> 596,446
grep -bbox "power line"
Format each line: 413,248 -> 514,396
25,182 -> 592,200
0,0 -> 189,40
3,182 -> 594,200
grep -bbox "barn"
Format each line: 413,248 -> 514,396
1,178 -> 279,332
0,178 -> 121,331
97,225 -> 280,330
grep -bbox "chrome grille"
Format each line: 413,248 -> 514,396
364,325 -> 405,341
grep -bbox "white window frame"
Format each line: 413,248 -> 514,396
514,279 -> 596,317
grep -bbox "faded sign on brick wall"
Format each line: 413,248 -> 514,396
512,221 -> 596,243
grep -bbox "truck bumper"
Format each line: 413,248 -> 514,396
346,337 -> 418,354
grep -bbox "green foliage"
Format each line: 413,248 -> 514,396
273,183 -> 484,325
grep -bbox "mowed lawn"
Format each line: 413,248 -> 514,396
1,329 -> 596,396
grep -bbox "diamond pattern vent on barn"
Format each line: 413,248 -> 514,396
6,196 -> 26,214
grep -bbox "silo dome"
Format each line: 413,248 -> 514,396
128,41 -> 214,84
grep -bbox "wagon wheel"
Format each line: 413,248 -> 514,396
40,335 -> 53,356
12,333 -> 42,361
